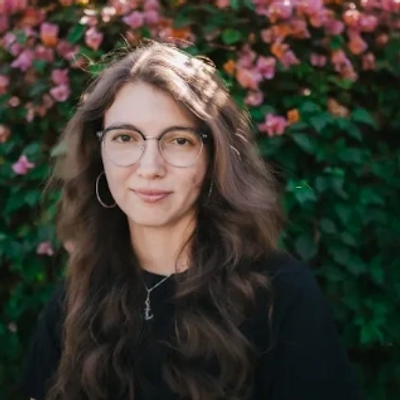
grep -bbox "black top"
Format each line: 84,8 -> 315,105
20,252 -> 365,400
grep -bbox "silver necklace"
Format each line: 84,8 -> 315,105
141,274 -> 172,321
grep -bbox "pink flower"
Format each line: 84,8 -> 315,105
359,14 -> 378,32
237,45 -> 257,68
144,10 -> 160,25
36,241 -> 54,256
144,0 -> 160,11
0,124 -> 11,143
101,6 -> 116,23
109,0 -> 137,15
296,0 -> 323,15
40,22 -> 59,47
12,155 -> 35,175
258,114 -> 288,137
25,103 -> 35,122
56,40 -> 77,60
331,49 -> 348,65
8,96 -> 20,107
348,34 -> 368,55
50,84 -> 71,102
267,1 -> 293,22
0,0 -> 28,15
280,50 -> 300,69
290,18 -> 310,39
261,29 -> 274,44
123,11 -> 144,29
244,91 -> 264,107
310,53 -> 327,67
35,94 -> 54,117
331,50 -> 358,81
20,7 -> 45,27
35,45 -> 54,63
324,19 -> 345,35
255,56 -> 276,80
236,68 -> 262,90
85,27 -> 103,51
4,32 -> 22,56
309,10 -> 329,28
52,69 -> 69,86
11,49 -> 34,72
216,0 -> 230,8
0,15 -> 9,33
80,15 -> 98,27
362,52 -> 376,70
0,75 -> 9,95
382,0 -> 399,12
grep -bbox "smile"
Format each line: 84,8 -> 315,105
132,189 -> 172,203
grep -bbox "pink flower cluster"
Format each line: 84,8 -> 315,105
12,155 -> 35,175
50,68 -> 70,102
258,114 -> 289,137
36,241 -> 54,256
235,45 -> 277,106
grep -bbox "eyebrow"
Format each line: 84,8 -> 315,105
103,122 -> 200,136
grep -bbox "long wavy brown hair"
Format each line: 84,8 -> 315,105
47,41 -> 285,400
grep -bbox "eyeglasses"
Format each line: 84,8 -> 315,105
96,125 -> 208,168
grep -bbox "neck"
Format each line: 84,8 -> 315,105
129,216 -> 196,276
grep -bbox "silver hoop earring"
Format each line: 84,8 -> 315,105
95,172 -> 116,208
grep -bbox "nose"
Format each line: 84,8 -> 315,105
135,138 -> 166,178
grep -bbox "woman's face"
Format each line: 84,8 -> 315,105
101,82 -> 208,230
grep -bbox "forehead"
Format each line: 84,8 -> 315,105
104,82 -> 198,130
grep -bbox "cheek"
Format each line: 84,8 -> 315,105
188,163 -> 207,192
102,160 -> 130,198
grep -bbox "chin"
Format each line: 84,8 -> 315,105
127,213 -> 176,229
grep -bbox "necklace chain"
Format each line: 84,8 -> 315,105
141,274 -> 172,321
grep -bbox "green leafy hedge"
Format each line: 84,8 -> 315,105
1,0 -> 399,399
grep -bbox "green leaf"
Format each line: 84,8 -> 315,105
291,133 -> 316,154
330,35 -> 345,50
352,108 -> 378,129
294,234 -> 318,261
338,148 -> 365,165
335,203 -> 351,224
328,76 -> 354,90
309,114 -> 329,133
32,60 -> 48,74
287,179 -> 317,204
25,190 -> 41,207
320,218 -> 336,234
67,24 -> 86,44
229,0 -> 240,9
221,29 -> 243,45
340,232 -> 357,247
299,101 -> 321,114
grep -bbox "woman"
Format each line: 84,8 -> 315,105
21,41 -> 365,400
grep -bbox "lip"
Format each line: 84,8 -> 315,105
132,189 -> 172,203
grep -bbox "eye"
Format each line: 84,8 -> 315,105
173,137 -> 191,145
107,129 -> 141,144
163,130 -> 199,147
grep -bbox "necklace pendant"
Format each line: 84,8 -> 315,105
144,291 -> 154,321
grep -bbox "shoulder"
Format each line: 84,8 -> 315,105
255,250 -> 317,298
35,281 -> 66,347
19,281 -> 66,399
250,251 -> 331,338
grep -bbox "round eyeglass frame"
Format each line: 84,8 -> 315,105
96,125 -> 209,168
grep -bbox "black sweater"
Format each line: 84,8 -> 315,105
20,252 -> 366,400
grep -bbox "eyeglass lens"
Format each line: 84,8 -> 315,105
102,128 -> 204,167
